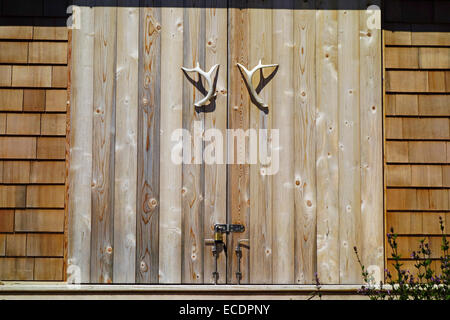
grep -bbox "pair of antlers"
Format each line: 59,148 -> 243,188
181,60 -> 278,108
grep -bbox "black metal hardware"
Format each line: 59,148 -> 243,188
214,224 -> 245,234
235,239 -> 250,285
205,223 -> 245,284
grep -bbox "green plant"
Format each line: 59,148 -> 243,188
355,216 -> 449,300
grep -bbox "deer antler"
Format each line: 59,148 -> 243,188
237,60 -> 278,108
181,63 -> 219,107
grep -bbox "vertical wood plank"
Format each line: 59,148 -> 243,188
67,6 -> 94,283
137,2 -> 161,284
159,7 -> 184,283
249,0 -> 273,284
91,4 -> 116,284
293,1 -> 317,284
64,29 -> 72,282
182,1 -> 205,284
113,5 -> 139,283
272,1 -> 295,284
338,7 -> 361,284
204,0 -> 227,284
360,1 -> 384,284
316,8 -> 339,284
228,0 -> 250,284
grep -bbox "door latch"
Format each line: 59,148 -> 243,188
214,223 -> 245,234
235,239 -> 250,285
205,223 -> 245,284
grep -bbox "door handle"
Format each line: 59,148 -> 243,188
181,63 -> 219,107
237,60 -> 278,109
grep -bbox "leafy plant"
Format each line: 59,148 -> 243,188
355,216 -> 449,300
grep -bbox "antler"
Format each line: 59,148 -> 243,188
181,62 -> 219,107
237,60 -> 278,108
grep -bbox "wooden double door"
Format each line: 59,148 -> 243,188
68,1 -> 383,285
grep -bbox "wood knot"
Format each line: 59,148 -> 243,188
301,91 -> 306,97
306,200 -> 312,207
140,261 -> 148,271
148,198 -> 158,209
295,180 -> 301,186
106,246 -> 113,254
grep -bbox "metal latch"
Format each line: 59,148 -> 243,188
205,223 -> 245,284
214,224 -> 245,234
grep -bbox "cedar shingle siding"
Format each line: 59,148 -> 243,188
384,0 -> 450,277
0,0 -> 68,280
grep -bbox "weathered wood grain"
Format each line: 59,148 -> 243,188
293,3 -> 317,284
0,258 -> 34,280
204,0 -> 227,284
227,1 -> 250,284
64,29 -> 72,282
363,5 -> 384,282
68,6 -> 94,283
15,209 -> 65,232
272,2 -> 295,284
26,185 -> 65,208
159,7 -> 184,283
338,8 -> 361,284
0,42 -> 28,64
0,137 -> 36,159
34,258 -> 64,281
91,5 -> 117,284
248,1 -> 273,284
6,113 -> 40,135
6,234 -> 26,256
12,66 -> 52,88
316,8 -> 340,284
2,161 -> 31,184
40,114 -> 66,136
136,2 -> 161,284
0,210 -> 14,232
113,6 -> 139,283
27,234 -> 64,257
37,137 -> 66,159
182,2 -> 205,284
0,114 -> 6,135
0,65 -> 11,87
0,89 -> 23,112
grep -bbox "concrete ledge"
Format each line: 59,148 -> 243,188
0,283 -> 368,300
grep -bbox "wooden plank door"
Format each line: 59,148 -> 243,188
226,0 -> 297,285
68,1 -> 383,285
157,1 -> 229,284
225,0 -> 383,285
